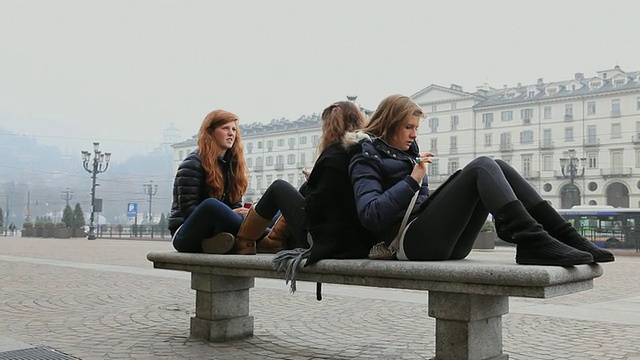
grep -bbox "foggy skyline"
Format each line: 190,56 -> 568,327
1,0 -> 640,161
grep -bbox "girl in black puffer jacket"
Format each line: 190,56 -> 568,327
348,94 -> 613,266
168,109 -> 254,254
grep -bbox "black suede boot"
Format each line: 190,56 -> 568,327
528,202 -> 615,263
494,201 -> 593,266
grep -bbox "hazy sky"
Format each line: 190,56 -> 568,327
1,0 -> 639,161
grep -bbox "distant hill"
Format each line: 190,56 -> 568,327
0,126 -> 174,226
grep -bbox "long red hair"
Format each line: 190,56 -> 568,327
197,110 -> 248,203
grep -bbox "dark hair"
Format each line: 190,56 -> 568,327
318,101 -> 367,153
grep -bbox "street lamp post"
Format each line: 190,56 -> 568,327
61,188 -> 73,207
143,180 -> 158,224
81,142 -> 111,240
559,149 -> 586,207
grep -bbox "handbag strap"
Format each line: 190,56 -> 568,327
389,190 -> 420,253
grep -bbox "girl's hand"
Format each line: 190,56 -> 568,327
411,152 -> 434,184
301,167 -> 311,180
233,207 -> 249,216
417,152 -> 435,164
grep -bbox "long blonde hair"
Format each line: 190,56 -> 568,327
318,101 -> 367,153
197,110 -> 248,203
363,94 -> 424,142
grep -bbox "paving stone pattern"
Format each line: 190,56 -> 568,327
1,237 -> 639,359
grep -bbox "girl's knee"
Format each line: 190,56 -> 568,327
271,179 -> 294,191
200,198 -> 223,207
472,156 -> 496,166
465,156 -> 499,171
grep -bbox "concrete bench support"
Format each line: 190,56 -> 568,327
147,252 -> 603,360
429,292 -> 508,360
190,273 -> 254,341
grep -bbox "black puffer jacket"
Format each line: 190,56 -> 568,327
347,132 -> 430,245
304,141 -> 376,265
167,150 -> 242,235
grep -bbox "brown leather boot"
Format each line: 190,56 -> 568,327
232,206 -> 271,255
257,215 -> 291,253
201,232 -> 235,254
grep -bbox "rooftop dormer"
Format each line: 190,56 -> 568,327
597,65 -> 624,81
565,79 -> 583,93
611,73 -> 627,87
589,77 -> 604,90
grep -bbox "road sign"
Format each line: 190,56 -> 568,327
127,203 -> 138,217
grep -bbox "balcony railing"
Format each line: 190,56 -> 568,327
600,167 -> 632,178
253,165 -> 263,172
632,134 -> 640,144
274,163 -> 284,171
499,143 -> 513,152
540,141 -> 554,150
611,110 -> 621,118
584,138 -> 600,147
564,114 -> 573,121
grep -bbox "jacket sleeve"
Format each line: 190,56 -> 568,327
412,176 -> 430,214
176,156 -> 206,220
349,152 -> 421,232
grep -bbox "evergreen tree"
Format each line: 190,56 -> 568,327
62,204 -> 74,228
158,213 -> 167,229
0,207 -> 4,229
73,203 -> 85,229
157,213 -> 167,238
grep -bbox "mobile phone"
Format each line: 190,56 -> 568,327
243,202 -> 253,209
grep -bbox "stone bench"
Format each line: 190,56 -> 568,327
146,251 -> 603,360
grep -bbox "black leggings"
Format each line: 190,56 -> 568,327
402,156 -> 544,261
254,179 -> 308,248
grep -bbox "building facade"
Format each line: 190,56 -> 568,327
172,65 -> 640,208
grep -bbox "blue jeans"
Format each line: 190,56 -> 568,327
172,198 -> 244,253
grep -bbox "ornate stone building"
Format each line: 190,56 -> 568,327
173,65 -> 640,208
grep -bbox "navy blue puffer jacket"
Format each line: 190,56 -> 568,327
347,132 -> 430,245
167,150 -> 242,234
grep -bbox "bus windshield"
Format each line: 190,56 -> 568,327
557,206 -> 640,249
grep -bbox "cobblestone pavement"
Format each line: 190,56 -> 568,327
1,236 -> 639,360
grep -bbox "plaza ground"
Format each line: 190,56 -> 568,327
0,236 -> 639,359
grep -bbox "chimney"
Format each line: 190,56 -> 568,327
537,78 -> 544,85
575,73 -> 584,81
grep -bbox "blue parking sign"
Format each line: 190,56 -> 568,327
127,203 -> 138,217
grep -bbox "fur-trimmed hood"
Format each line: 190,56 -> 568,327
341,130 -> 372,148
341,130 -> 420,156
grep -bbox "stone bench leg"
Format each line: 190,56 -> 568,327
189,273 -> 255,341
428,292 -> 509,360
